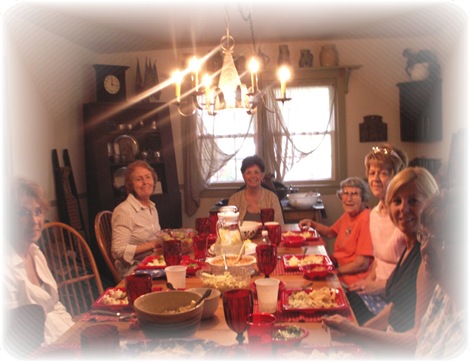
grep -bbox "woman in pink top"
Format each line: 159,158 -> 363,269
347,145 -> 409,324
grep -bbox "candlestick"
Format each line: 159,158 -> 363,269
277,65 -> 291,99
248,57 -> 259,92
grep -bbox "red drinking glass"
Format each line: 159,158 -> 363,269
209,210 -> 218,234
245,313 -> 276,353
162,239 -> 182,266
264,222 -> 282,246
192,234 -> 208,260
260,208 -> 274,226
256,244 -> 278,278
195,217 -> 210,235
223,289 -> 254,345
125,273 -> 152,306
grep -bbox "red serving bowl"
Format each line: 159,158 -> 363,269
272,325 -> 309,346
282,235 -> 306,248
299,264 -> 335,279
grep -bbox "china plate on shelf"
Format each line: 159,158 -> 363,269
283,254 -> 334,271
113,134 -> 139,163
113,167 -> 127,190
281,287 -> 348,313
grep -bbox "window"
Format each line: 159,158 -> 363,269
206,68 -> 348,189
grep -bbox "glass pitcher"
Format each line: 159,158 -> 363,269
215,206 -> 243,256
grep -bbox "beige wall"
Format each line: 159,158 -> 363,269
3,11 -> 467,233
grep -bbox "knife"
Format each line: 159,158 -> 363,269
90,310 -> 133,318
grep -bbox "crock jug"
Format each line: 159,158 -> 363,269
215,205 -> 243,256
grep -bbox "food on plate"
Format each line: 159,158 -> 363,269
288,254 -> 324,267
163,300 -> 196,314
272,325 -> 304,340
287,287 -> 338,309
101,289 -> 129,305
199,271 -> 249,292
283,230 -> 316,239
146,255 -> 166,267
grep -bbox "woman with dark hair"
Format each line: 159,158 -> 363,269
299,177 -> 374,286
111,160 -> 162,278
228,155 -> 284,224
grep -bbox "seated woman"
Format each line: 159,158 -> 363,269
299,177 -> 373,287
322,167 -> 440,357
111,160 -> 163,279
322,188 -> 463,359
347,144 -> 408,324
4,178 -> 74,348
228,155 -> 284,224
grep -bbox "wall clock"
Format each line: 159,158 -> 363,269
93,64 -> 129,102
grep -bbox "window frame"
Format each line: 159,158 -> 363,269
202,67 -> 349,197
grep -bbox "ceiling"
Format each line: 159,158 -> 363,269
4,1 -> 467,53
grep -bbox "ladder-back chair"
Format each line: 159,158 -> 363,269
94,210 -> 120,284
38,222 -> 104,317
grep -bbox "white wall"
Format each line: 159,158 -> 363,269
2,11 -> 467,231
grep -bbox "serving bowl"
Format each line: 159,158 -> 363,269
197,268 -> 251,293
239,221 -> 261,240
206,254 -> 257,274
299,264 -> 335,279
282,235 -> 306,248
186,287 -> 221,319
133,290 -> 203,337
287,192 -> 320,210
272,325 -> 309,346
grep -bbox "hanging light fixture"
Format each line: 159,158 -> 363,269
172,8 -> 291,117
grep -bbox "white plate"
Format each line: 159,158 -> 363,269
113,167 -> 127,190
113,134 -> 139,163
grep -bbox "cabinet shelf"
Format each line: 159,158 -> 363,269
83,102 -> 182,231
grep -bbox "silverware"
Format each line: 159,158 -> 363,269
222,254 -> 229,271
90,310 -> 133,321
194,289 -> 212,308
166,282 -> 176,290
302,282 -> 313,290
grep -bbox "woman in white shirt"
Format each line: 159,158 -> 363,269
4,178 -> 74,350
111,160 -> 162,279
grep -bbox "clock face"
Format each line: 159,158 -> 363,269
104,75 -> 120,94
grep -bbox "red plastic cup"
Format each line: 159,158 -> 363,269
125,273 -> 152,306
265,221 -> 282,246
162,239 -> 182,266
193,234 -> 208,260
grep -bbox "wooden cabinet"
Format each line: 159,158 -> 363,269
397,80 -> 442,142
83,102 -> 182,234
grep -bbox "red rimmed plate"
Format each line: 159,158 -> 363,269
282,230 -> 319,241
282,235 -> 306,247
180,257 -> 205,276
250,280 -> 286,298
91,287 -> 132,311
283,254 -> 333,271
136,255 -> 167,270
281,287 -> 348,313
272,325 -> 309,346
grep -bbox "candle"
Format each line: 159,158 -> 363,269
248,57 -> 259,92
189,56 -> 200,90
173,70 -> 182,103
278,65 -> 291,99
202,74 -> 212,106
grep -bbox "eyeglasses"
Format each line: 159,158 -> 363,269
417,230 -> 445,249
18,207 -> 44,219
337,190 -> 362,199
371,146 -> 400,159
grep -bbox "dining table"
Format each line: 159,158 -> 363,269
36,224 -> 364,359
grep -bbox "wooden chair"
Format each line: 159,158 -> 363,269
94,210 -> 120,284
38,222 -> 104,317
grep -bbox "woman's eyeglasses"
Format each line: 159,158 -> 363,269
417,230 -> 445,249
337,190 -> 361,199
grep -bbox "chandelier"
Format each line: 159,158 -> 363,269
172,9 -> 291,117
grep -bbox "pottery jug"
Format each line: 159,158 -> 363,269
299,49 -> 313,67
215,206 -> 243,256
320,45 -> 339,67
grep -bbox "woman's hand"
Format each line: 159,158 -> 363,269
349,279 -> 384,295
322,315 -> 359,343
298,219 -> 315,230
